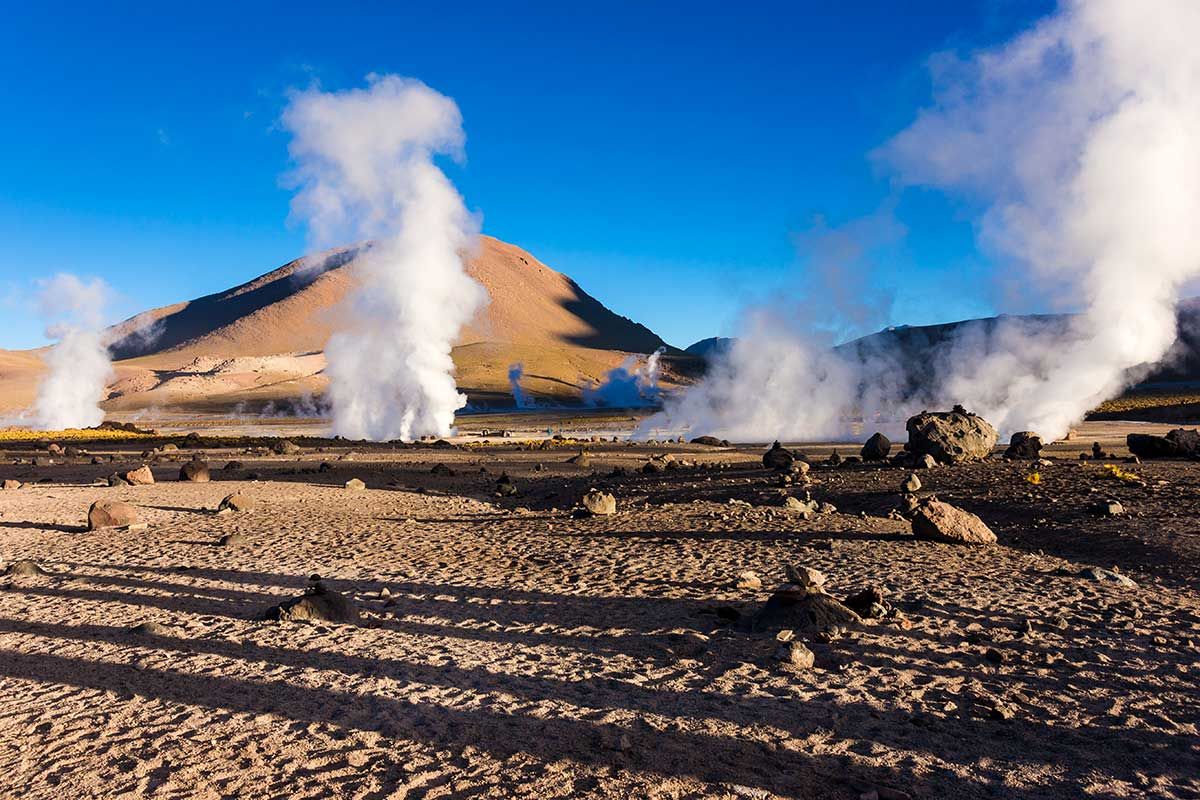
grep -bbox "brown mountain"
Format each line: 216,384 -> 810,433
0,236 -> 690,415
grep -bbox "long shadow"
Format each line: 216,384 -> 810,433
0,640 -> 1144,799
0,521 -> 83,533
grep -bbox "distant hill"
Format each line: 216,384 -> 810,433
684,337 -> 732,359
0,236 -> 694,414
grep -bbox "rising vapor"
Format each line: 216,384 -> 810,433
283,75 -> 487,441
31,273 -> 114,430
648,0 -> 1200,442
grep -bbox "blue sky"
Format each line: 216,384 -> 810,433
0,1 -> 1054,350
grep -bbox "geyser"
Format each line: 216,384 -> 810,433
282,75 -> 487,442
647,0 -> 1200,442
31,273 -> 114,430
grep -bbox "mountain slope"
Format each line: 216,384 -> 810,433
0,236 -> 691,415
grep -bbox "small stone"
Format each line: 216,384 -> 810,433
901,473 -> 921,493
124,465 -> 155,485
130,621 -> 169,636
217,493 -> 256,513
1,479 -> 21,490
179,459 -> 210,482
88,499 -> 139,530
736,570 -> 763,591
4,559 -> 49,577
784,564 -> 826,590
1080,566 -> 1138,589
345,478 -> 366,491
775,641 -> 815,669
581,490 -> 617,516
219,532 -> 248,547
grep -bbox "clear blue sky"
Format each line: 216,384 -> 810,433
0,0 -> 1054,350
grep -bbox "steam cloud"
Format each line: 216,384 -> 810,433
647,0 -> 1200,442
283,75 -> 487,441
508,363 -> 534,409
586,348 -> 665,408
32,273 -> 114,430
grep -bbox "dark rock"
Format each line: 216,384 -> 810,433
762,441 -> 795,471
219,532 -> 248,546
223,460 -> 245,472
843,586 -> 886,617
690,436 -> 724,447
861,432 -> 891,461
1005,431 -> 1044,459
272,439 -> 301,456
495,473 -> 517,496
1127,428 -> 1200,459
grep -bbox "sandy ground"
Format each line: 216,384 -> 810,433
0,418 -> 1197,799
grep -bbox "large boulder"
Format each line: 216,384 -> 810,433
762,441 -> 795,471
124,465 -> 155,485
88,499 -> 139,530
262,582 -> 360,624
905,407 -> 998,464
1127,428 -> 1200,459
860,432 -> 891,461
1005,431 -> 1044,459
911,500 -> 996,545
753,589 -> 862,633
179,459 -> 210,482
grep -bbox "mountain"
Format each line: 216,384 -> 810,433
0,236 -> 693,415
684,337 -> 733,359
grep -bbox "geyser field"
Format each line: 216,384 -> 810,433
0,412 -> 1197,798
6,1 -> 1200,798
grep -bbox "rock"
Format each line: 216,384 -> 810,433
318,461 -> 333,473
223,460 -> 245,471
736,570 -> 763,591
262,582 -> 360,624
901,473 -> 921,493
4,559 -> 48,577
218,493 -> 256,513
495,473 -> 518,496
753,590 -> 862,632
345,478 -> 366,491
911,500 -> 996,545
1094,499 -> 1124,517
1080,566 -> 1138,589
430,463 -> 455,476
782,496 -> 817,517
775,641 -> 815,669
88,499 -> 139,530
860,432 -> 891,461
2,479 -> 22,490
762,441 -> 795,471
784,564 -> 826,590
641,458 -> 667,474
1005,431 -> 1044,459
843,586 -> 886,617
566,451 -> 591,467
827,450 -> 843,467
581,489 -> 617,516
219,532 -> 248,546
107,472 -> 130,487
130,621 -> 169,636
159,442 -> 179,453
1127,428 -> 1200,459
179,459 -> 210,482
124,465 -> 155,485
272,439 -> 301,455
690,436 -> 724,447
904,407 -> 999,464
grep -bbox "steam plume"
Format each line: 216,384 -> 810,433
31,273 -> 114,430
282,75 -> 487,441
585,348 -> 665,408
508,363 -> 534,409
648,1 -> 1200,442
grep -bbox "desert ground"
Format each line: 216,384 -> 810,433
0,413 -> 1197,799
